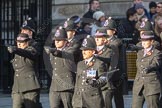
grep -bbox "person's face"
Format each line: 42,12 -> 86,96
99,16 -> 106,22
82,49 -> 95,60
54,40 -> 66,48
83,24 -> 92,34
17,41 -> 28,49
136,8 -> 144,15
21,29 -> 33,38
156,4 -> 162,14
150,7 -> 157,14
91,0 -> 100,11
134,0 -> 142,4
142,39 -> 153,49
95,37 -> 106,46
157,19 -> 162,29
130,13 -> 138,21
66,30 -> 75,39
107,29 -> 115,36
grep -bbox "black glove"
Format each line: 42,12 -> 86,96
44,46 -> 56,54
128,44 -> 143,51
7,46 -> 17,53
86,78 -> 98,87
143,68 -> 150,74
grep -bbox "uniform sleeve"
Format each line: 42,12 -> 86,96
96,62 -> 107,87
14,46 -> 38,61
145,51 -> 162,73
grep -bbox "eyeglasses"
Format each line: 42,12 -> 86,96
157,6 -> 162,8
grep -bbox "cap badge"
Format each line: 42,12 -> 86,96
64,21 -> 68,28
104,19 -> 109,27
55,30 -> 60,37
22,21 -> 27,27
82,39 -> 88,47
140,21 -> 145,28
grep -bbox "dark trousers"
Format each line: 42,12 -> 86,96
49,91 -> 73,108
12,90 -> 40,108
105,81 -> 124,108
160,95 -> 162,108
132,87 -> 160,108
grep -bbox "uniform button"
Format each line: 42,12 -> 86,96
16,69 -> 18,72
55,63 -> 56,64
54,68 -> 57,70
142,77 -> 145,79
15,59 -> 17,61
55,74 -> 57,76
82,77 -> 84,79
16,74 -> 19,77
82,89 -> 84,91
141,59 -> 143,62
15,64 -> 17,67
82,83 -> 84,85
55,58 -> 57,60
83,71 -> 85,73
67,75 -> 68,77
82,80 -> 85,82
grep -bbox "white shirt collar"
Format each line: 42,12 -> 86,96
85,56 -> 94,64
97,45 -> 104,51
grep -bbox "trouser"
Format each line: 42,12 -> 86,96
132,87 -> 160,108
105,81 -> 124,108
12,89 -> 40,108
49,91 -> 73,108
160,95 -> 162,108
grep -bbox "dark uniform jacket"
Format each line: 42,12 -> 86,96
11,46 -> 40,93
133,47 -> 162,96
108,36 -> 123,81
67,37 -> 82,64
50,47 -> 77,92
96,45 -> 112,90
96,45 -> 112,69
72,56 -> 106,108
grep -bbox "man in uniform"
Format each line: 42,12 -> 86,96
72,35 -> 106,108
104,18 -> 125,108
7,33 -> 41,108
64,20 -> 83,64
132,31 -> 162,108
44,27 -> 76,108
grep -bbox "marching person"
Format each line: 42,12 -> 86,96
20,17 -> 43,108
132,31 -> 162,108
72,35 -> 107,108
94,28 -> 112,107
104,18 -> 124,108
44,27 -> 76,108
7,33 -> 41,108
64,19 -> 83,64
